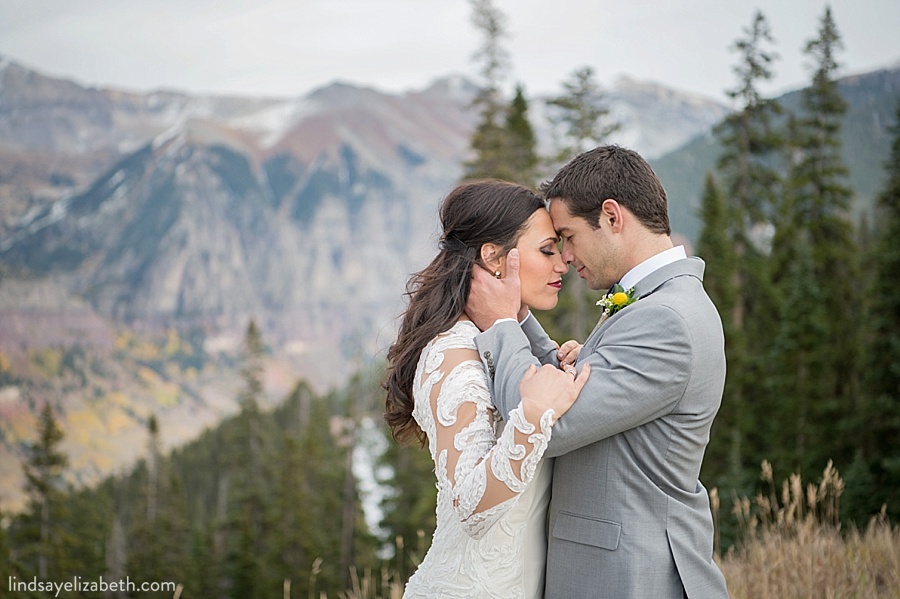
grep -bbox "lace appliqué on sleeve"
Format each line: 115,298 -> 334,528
412,322 -> 555,540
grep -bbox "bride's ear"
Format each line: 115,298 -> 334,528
480,243 -> 503,272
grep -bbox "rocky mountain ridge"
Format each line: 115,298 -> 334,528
0,56 -> 731,363
0,56 -> 730,508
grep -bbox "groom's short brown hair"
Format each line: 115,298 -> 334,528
540,145 -> 671,235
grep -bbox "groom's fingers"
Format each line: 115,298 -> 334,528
466,248 -> 522,327
470,261 -> 491,286
505,248 -> 520,282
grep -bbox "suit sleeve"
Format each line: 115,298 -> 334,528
520,313 -> 561,367
545,302 -> 692,457
474,320 -> 542,421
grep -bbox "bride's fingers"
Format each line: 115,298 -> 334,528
559,340 -> 579,353
557,340 -> 579,362
572,363 -> 591,393
521,363 -> 538,381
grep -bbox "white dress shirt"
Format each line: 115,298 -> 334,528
618,245 -> 687,291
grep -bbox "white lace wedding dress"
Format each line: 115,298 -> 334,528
403,320 -> 555,599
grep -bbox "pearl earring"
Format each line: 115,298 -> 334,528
494,270 -> 501,279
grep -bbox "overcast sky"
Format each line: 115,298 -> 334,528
1,0 -> 898,104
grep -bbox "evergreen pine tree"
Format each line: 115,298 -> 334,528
464,0 -> 512,180
239,320 -> 265,415
0,507 -> 8,578
63,485 -> 112,587
712,9 -> 783,488
147,414 -> 160,523
224,319 -> 270,599
859,99 -> 900,520
717,10 -> 782,224
768,234 -> 831,470
696,173 -> 737,342
770,7 -> 858,477
129,416 -> 193,598
296,395 -> 351,596
271,432 -> 309,595
546,65 -> 620,162
22,402 -> 68,579
503,84 -> 540,186
158,470 -> 192,592
0,505 -> 23,593
339,374 -> 363,588
378,440 -> 438,583
695,172 -> 743,489
107,513 -> 128,598
190,496 -> 220,598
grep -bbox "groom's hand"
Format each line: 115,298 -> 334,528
466,248 -> 522,331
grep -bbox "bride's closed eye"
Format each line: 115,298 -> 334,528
540,239 -> 560,256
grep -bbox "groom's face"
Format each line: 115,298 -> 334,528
549,198 -> 621,291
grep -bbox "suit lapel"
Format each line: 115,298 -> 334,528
580,257 -> 706,356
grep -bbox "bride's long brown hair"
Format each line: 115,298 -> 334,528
383,180 -> 545,445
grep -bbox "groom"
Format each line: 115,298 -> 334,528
466,145 -> 728,598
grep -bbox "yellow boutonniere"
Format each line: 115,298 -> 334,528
596,284 -> 638,317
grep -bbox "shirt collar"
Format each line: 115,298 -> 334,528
618,245 -> 687,290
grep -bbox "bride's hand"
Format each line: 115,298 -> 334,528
519,362 -> 590,423
557,340 -> 582,368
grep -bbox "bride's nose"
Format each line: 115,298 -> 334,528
553,254 -> 567,273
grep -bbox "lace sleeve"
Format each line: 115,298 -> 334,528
414,334 -> 555,539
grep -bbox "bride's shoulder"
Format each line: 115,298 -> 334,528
441,320 -> 479,345
417,321 -> 480,380
424,320 -> 478,355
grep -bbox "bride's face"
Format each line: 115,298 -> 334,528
513,209 -> 567,311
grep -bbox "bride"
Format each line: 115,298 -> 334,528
383,180 -> 589,598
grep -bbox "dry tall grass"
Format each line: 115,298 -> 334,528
290,460 -> 899,599
716,460 -> 900,599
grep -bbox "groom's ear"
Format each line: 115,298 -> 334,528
600,199 -> 624,234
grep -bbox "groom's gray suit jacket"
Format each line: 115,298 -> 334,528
476,257 -> 728,599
